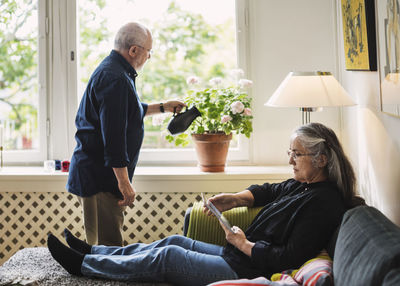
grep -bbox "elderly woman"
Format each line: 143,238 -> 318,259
47,123 -> 364,286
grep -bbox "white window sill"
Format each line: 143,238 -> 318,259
0,165 -> 292,193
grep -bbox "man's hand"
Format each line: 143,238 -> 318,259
117,181 -> 136,207
164,100 -> 186,113
112,167 -> 135,207
144,101 -> 187,116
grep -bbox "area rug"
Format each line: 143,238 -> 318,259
0,247 -> 172,286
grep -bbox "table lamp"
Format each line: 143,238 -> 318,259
265,71 -> 356,124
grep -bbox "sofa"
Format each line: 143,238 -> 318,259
183,203 -> 400,285
1,203 -> 399,286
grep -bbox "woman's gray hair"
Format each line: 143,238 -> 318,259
292,122 -> 364,208
114,22 -> 150,51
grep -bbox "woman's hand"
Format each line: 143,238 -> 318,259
203,193 -> 236,215
220,223 -> 255,257
203,190 -> 255,215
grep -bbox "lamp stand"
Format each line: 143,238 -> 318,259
300,107 -> 314,124
300,107 -> 323,125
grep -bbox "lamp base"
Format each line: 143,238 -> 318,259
300,107 -> 323,124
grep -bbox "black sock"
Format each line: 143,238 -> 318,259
64,228 -> 92,255
47,234 -> 84,276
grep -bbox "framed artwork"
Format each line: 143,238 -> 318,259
341,0 -> 377,71
376,0 -> 400,117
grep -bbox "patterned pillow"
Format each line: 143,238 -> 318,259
271,250 -> 333,286
207,250 -> 333,286
207,276 -> 297,286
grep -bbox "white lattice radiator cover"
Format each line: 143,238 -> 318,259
0,192 -> 201,265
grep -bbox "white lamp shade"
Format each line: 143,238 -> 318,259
265,71 -> 356,108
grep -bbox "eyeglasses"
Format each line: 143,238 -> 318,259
287,150 -> 315,160
135,44 -> 153,55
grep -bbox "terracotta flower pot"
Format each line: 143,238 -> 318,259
191,133 -> 232,172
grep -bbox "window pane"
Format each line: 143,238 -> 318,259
78,0 -> 237,149
0,0 -> 39,151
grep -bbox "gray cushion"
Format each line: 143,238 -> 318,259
383,268 -> 400,286
334,206 -> 400,286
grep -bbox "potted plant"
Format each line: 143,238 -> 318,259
164,69 -> 253,172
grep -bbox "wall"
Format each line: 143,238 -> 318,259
335,1 -> 400,225
248,0 -> 342,165
248,0 -> 400,225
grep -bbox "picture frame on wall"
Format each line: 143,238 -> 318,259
341,0 -> 377,71
376,0 -> 400,117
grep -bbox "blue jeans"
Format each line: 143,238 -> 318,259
81,235 -> 238,286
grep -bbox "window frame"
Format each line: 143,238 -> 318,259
47,0 -> 78,161
7,0 -> 251,165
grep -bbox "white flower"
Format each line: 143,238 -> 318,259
152,113 -> 169,126
186,76 -> 200,85
239,79 -> 253,88
221,115 -> 232,123
230,69 -> 245,79
230,101 -> 245,114
243,108 -> 252,116
209,77 -> 222,86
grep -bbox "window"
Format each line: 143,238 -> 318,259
77,0 -> 250,163
0,0 -> 249,164
0,0 -> 47,163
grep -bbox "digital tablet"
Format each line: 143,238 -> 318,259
201,193 -> 235,233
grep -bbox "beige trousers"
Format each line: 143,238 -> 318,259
78,192 -> 126,246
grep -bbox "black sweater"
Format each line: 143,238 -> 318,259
222,179 -> 345,279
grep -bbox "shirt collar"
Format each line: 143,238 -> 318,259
301,180 -> 332,189
109,50 -> 138,80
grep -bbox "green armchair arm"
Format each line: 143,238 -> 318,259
185,201 -> 263,246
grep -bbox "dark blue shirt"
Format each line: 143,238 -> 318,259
222,178 -> 345,279
67,50 -> 148,198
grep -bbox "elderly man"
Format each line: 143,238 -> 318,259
67,22 -> 185,246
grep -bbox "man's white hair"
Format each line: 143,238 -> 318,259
114,22 -> 150,51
